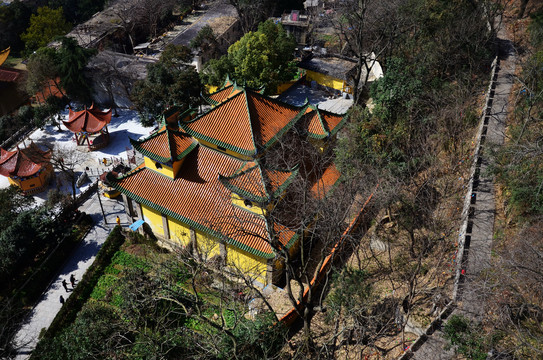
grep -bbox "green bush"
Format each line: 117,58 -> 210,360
443,314 -> 488,360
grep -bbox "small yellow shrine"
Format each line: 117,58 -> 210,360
0,142 -> 53,194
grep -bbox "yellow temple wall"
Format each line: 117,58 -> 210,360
226,244 -> 268,284
141,205 -> 165,237
140,203 -> 269,284
144,156 -> 175,178
305,70 -> 348,93
167,217 -> 192,246
8,166 -> 52,193
231,193 -> 267,215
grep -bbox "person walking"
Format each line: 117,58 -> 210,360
62,279 -> 69,292
116,216 -> 121,226
60,295 -> 65,305
70,274 -> 76,288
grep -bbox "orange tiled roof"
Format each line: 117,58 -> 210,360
303,105 -> 348,139
130,128 -> 198,164
181,89 -> 303,157
110,144 -> 298,258
0,143 -> 51,178
310,162 -> 341,200
63,105 -> 112,134
219,162 -> 299,203
34,78 -> 64,104
204,84 -> 243,105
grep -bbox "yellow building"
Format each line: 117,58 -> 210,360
0,142 -> 53,194
298,55 -> 383,96
110,85 -> 347,285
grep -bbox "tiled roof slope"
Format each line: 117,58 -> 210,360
203,84 -> 242,105
109,144 -> 298,258
219,162 -> 299,203
130,128 -> 198,164
63,105 -> 112,134
310,162 -> 341,199
181,89 -> 302,157
303,105 -> 347,139
0,143 -> 51,178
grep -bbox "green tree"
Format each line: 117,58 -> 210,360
20,6 -> 71,54
25,47 -> 65,100
201,20 -> 296,94
131,44 -> 202,127
0,0 -> 32,54
56,37 -> 96,103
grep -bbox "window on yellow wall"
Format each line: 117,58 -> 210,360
244,199 -> 253,208
155,162 -> 163,169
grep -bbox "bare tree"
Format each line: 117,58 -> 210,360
229,0 -> 274,34
49,145 -> 87,201
324,0 -> 404,104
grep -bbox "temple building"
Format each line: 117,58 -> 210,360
0,142 -> 53,194
0,47 -> 27,116
109,83 -> 348,285
63,105 -> 112,151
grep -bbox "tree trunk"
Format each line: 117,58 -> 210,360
518,0 -> 529,18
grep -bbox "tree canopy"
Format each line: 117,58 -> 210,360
200,20 -> 297,94
131,44 -> 202,127
20,6 -> 71,54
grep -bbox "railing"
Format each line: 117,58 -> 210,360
398,55 -> 499,359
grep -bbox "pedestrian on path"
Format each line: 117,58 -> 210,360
62,279 -> 69,292
116,216 -> 121,226
59,295 -> 64,305
70,274 -> 76,288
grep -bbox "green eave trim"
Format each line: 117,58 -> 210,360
262,104 -> 308,150
329,113 -> 350,137
130,131 -> 198,164
110,176 -> 274,259
220,166 -> 299,204
173,140 -> 198,162
130,136 -> 171,164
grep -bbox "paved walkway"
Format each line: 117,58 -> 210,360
411,28 -> 517,360
13,193 -> 128,359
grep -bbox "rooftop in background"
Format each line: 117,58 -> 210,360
298,56 -> 357,83
298,54 -> 383,84
278,82 -> 353,114
170,0 -> 238,48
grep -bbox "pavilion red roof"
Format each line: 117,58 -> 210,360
0,143 -> 51,178
0,68 -> 21,82
63,105 -> 112,134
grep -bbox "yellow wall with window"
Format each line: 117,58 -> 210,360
305,70 -> 349,93
140,203 -> 270,285
144,156 -> 175,178
231,193 -> 267,215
